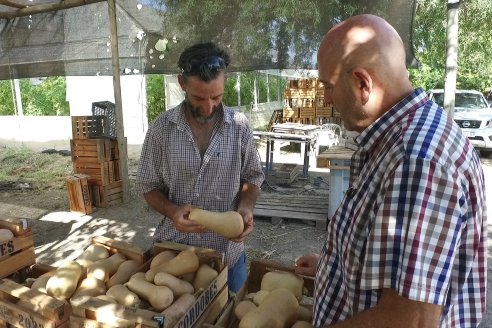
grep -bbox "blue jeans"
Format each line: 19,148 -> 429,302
228,252 -> 247,293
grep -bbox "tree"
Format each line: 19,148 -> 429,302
146,74 -> 165,123
409,0 -> 492,93
0,81 -> 14,115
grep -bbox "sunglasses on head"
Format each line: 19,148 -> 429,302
182,56 -> 226,74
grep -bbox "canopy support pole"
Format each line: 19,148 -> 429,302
108,0 -> 129,202
443,0 -> 460,117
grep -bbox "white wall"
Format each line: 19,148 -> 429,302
66,76 -> 148,144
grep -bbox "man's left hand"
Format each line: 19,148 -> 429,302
231,208 -> 254,242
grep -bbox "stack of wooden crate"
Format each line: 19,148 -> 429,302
282,78 -> 317,124
283,78 -> 342,126
66,116 -> 123,214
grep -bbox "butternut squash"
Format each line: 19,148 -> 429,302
234,300 -> 257,320
239,288 -> 298,328
145,249 -> 199,281
107,260 -> 141,288
297,304 -> 313,322
126,274 -> 173,311
76,244 -> 110,267
72,277 -> 107,298
291,321 -> 313,328
0,228 -> 14,242
252,290 -> 270,306
260,270 -> 304,301
161,294 -> 196,328
30,271 -> 55,294
150,250 -> 176,268
46,261 -> 83,300
188,208 -> 244,238
106,284 -> 140,308
192,263 -> 218,291
154,271 -> 194,296
87,252 -> 126,281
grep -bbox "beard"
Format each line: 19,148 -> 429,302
185,95 -> 220,124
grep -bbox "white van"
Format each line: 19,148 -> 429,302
428,89 -> 492,154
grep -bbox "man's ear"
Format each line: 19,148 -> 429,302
178,74 -> 186,91
352,68 -> 372,105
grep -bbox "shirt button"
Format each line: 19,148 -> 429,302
195,193 -> 199,197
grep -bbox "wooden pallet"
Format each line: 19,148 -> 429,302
253,193 -> 328,230
267,109 -> 283,132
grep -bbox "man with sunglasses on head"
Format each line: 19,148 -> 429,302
136,42 -> 264,293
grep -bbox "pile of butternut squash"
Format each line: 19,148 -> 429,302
28,243 -> 220,327
235,270 -> 313,328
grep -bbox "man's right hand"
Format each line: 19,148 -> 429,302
171,204 -> 208,233
295,253 -> 320,277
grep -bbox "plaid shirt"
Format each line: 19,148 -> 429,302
136,103 -> 264,267
314,88 -> 487,327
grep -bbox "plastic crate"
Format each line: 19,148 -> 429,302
89,101 -> 116,139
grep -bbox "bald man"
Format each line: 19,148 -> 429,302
295,15 -> 486,327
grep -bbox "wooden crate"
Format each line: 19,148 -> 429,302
65,174 -> 95,215
316,106 -> 333,118
0,237 -> 148,328
0,278 -> 70,328
70,241 -> 227,328
71,138 -> 111,163
299,107 -> 315,118
72,116 -> 95,140
91,180 -> 123,208
282,107 -> 299,120
74,161 -> 113,186
209,259 -> 315,328
0,217 -> 35,279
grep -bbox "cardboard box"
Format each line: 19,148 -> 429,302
69,241 -> 228,328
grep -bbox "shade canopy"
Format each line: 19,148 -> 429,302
0,0 -> 418,80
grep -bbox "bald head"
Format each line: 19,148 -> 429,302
317,14 -> 413,131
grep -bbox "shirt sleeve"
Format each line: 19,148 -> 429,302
135,122 -> 167,195
360,157 -> 465,305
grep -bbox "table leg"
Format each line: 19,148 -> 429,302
269,139 -> 274,170
302,141 -> 310,178
265,139 -> 270,174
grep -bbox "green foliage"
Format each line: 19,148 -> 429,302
0,146 -> 72,190
146,74 -> 166,123
20,77 -> 69,115
0,77 -> 69,116
409,0 -> 492,94
0,81 -> 14,115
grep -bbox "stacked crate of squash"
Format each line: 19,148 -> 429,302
66,116 -> 123,214
0,236 -> 228,327
282,79 -> 317,124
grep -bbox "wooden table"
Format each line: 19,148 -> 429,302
254,131 -> 316,178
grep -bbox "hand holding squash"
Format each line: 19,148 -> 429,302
171,204 -> 208,233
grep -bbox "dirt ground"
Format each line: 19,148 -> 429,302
0,140 -> 327,269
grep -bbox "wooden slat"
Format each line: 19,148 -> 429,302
0,246 -> 36,278
0,217 -> 29,236
0,279 -> 69,322
0,230 -> 34,259
254,208 -> 326,221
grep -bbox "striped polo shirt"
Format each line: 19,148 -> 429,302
314,88 -> 486,327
